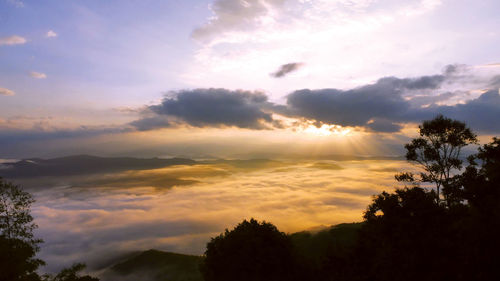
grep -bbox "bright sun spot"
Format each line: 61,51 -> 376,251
303,124 -> 351,136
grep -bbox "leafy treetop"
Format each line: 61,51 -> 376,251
397,115 -> 477,202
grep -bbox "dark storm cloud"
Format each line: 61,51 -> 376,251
284,80 -> 500,133
443,63 -> 466,76
128,116 -> 171,131
144,88 -> 275,129
416,89 -> 500,133
271,62 -> 304,78
406,92 -> 456,107
366,119 -> 403,133
275,64 -> 500,133
385,75 -> 445,89
283,76 -> 416,127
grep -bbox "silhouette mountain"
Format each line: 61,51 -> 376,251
0,155 -> 196,178
103,249 -> 203,281
99,223 -> 361,281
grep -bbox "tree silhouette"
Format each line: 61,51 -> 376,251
0,178 -> 44,281
460,137 -> 500,279
201,218 -> 297,281
397,115 -> 477,203
0,178 -> 40,241
45,263 -> 99,281
355,117 -> 500,281
0,178 -> 101,281
360,187 -> 451,281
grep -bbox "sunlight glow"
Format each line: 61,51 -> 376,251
303,124 -> 351,137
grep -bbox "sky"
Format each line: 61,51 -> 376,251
1,0 -> 500,158
2,1 -> 500,276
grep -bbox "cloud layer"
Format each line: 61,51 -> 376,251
1,64 -> 499,157
129,65 -> 500,133
0,87 -> 15,96
30,159 -> 409,273
0,35 -> 27,46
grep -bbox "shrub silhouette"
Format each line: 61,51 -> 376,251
201,218 -> 297,281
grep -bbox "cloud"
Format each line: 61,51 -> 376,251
127,64 -> 500,133
2,63 -> 499,159
136,88 -> 276,130
191,0 -> 286,43
0,87 -> 15,96
271,62 -> 304,78
406,92 -> 456,107
30,159 -> 403,272
30,71 -> 47,79
0,35 -> 27,46
283,77 -> 416,128
416,89 -> 500,134
129,116 -> 171,131
191,0 -> 438,44
46,30 -> 58,38
366,119 -> 403,133
282,67 -> 500,133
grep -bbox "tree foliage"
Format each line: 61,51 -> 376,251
0,178 -> 44,281
357,117 -> 500,281
0,178 -> 99,281
398,115 -> 477,202
201,218 -> 297,281
44,263 -> 99,281
359,187 -> 455,281
0,178 -> 40,242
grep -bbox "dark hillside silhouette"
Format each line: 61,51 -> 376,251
107,249 -> 203,281
0,155 -> 196,178
289,223 -> 362,281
